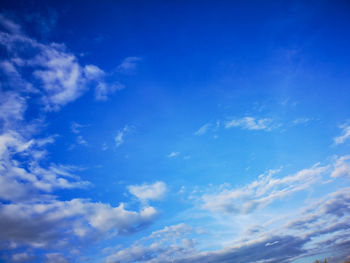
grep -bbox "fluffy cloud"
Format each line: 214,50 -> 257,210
0,15 -> 158,262
0,16 -> 122,110
128,181 -> 167,203
0,199 -> 157,254
225,117 -> 275,131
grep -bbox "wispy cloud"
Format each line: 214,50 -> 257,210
334,123 -> 350,145
194,123 -> 211,136
117,56 -> 142,74
0,15 -> 121,110
292,118 -> 311,125
225,117 -> 275,131
76,135 -> 88,146
115,125 -> 129,148
0,14 -> 21,34
70,122 -> 85,134
201,164 -> 328,214
0,16 -> 158,262
167,151 -> 180,158
95,81 -> 124,101
106,223 -> 194,263
331,155 -> 350,178
106,184 -> 350,263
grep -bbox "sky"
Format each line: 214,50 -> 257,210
0,0 -> 350,262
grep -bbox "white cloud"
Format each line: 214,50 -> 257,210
83,64 -> 105,80
202,164 -> 328,214
0,16 -> 159,260
118,56 -> 142,74
0,92 -> 27,129
115,126 -> 129,147
95,81 -> 124,101
292,118 -> 310,125
106,223 -> 194,263
167,152 -> 180,158
0,132 -> 90,201
0,15 -> 119,110
194,123 -> 211,136
331,155 -> 350,178
76,135 -> 88,146
70,122 -> 85,134
149,223 -> 193,239
106,186 -> 350,263
225,117 -> 274,131
128,181 -> 167,202
334,123 -> 350,145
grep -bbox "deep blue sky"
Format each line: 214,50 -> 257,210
0,1 -> 350,262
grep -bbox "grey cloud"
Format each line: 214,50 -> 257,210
0,199 -> 157,250
177,235 -> 307,263
106,223 -> 195,263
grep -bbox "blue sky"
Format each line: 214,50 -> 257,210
0,1 -> 350,262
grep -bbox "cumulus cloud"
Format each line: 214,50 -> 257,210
202,164 -> 328,214
0,15 -> 157,261
334,124 -> 350,145
128,181 -> 167,203
225,117 -> 275,131
0,198 -> 157,252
